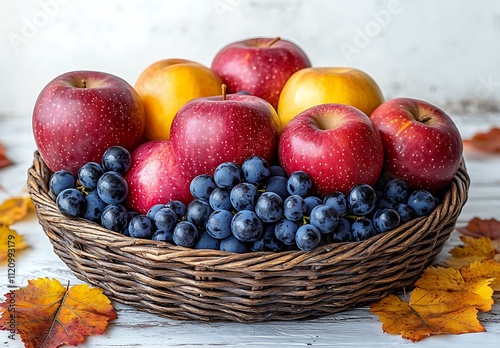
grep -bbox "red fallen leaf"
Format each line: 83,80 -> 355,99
0,143 -> 13,169
0,278 -> 117,348
463,127 -> 500,155
457,217 -> 500,240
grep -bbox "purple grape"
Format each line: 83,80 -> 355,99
173,221 -> 199,247
56,188 -> 86,217
348,184 -> 377,216
310,204 -> 340,234
190,174 -> 217,201
283,195 -> 307,221
231,210 -> 263,242
255,192 -> 283,223
206,209 -> 233,240
50,170 -> 76,197
83,189 -> 106,222
78,162 -> 104,190
101,204 -> 128,232
96,171 -> 128,205
323,191 -> 347,215
194,231 -> 221,250
230,182 -> 258,211
295,224 -> 321,251
251,223 -> 283,252
128,214 -> 154,239
373,208 -> 400,232
304,196 -> 322,216
214,161 -> 243,189
351,218 -> 376,241
407,190 -> 436,216
220,235 -> 248,253
286,171 -> 312,197
384,178 -> 411,202
241,156 -> 271,186
274,218 -> 299,245
102,146 -> 132,173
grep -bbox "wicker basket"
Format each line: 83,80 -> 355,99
27,151 -> 469,322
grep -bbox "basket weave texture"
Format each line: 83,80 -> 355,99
27,151 -> 470,322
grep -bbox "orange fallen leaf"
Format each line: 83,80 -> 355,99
457,217 -> 500,240
460,259 -> 500,292
0,195 -> 34,226
414,266 -> 494,307
0,142 -> 13,169
0,225 -> 28,264
0,278 -> 117,348
370,287 -> 489,342
371,260 -> 496,342
463,127 -> 500,154
445,236 -> 497,269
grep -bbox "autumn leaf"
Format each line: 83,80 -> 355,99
0,142 -> 13,169
414,266 -> 494,307
460,259 -> 500,292
463,127 -> 500,155
457,217 -> 500,240
370,289 -> 488,342
370,262 -> 496,341
0,225 -> 28,264
0,278 -> 117,348
445,236 -> 497,269
0,195 -> 34,225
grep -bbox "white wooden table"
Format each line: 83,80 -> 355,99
1,113 -> 499,347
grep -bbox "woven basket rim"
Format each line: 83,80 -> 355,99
27,151 -> 470,265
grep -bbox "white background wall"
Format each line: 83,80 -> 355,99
1,0 -> 500,120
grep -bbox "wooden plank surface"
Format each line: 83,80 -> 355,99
1,114 -> 499,347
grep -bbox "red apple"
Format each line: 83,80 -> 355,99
125,140 -> 192,214
211,37 -> 311,109
369,97 -> 463,193
279,104 -> 384,197
170,91 -> 280,180
32,70 -> 145,175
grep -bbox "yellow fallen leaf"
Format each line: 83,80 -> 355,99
415,266 -> 494,304
0,225 -> 28,264
370,288 -> 488,342
460,259 -> 500,292
446,236 -> 496,269
0,195 -> 34,226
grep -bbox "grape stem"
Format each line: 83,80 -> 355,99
343,213 -> 365,221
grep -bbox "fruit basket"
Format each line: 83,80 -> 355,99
27,150 -> 470,322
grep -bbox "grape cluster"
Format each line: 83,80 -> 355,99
50,146 -> 132,233
51,151 -> 439,253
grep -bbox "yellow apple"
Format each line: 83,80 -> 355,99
277,67 -> 384,130
134,59 -> 222,140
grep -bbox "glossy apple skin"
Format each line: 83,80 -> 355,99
125,140 -> 192,214
170,94 -> 280,180
134,59 -> 222,141
277,67 -> 384,131
370,98 -> 463,193
279,104 -> 384,197
211,37 -> 311,109
33,71 -> 145,175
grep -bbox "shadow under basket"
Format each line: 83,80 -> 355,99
27,151 -> 470,323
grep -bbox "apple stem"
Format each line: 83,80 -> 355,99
268,37 -> 281,47
221,84 -> 227,100
420,114 -> 432,123
80,79 -> 87,88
